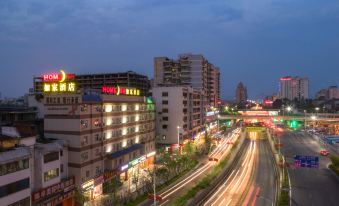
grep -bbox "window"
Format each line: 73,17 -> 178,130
162,125 -> 168,129
60,150 -> 63,156
81,152 -> 89,161
162,108 -> 168,113
8,197 -> 30,206
86,170 -> 90,177
44,151 -> 59,163
96,167 -> 100,175
44,168 -> 59,182
0,158 -> 29,176
81,105 -> 87,112
162,92 -> 168,97
81,120 -> 88,129
162,100 -> 168,105
82,136 -> 88,145
0,178 -> 30,198
162,116 -> 168,121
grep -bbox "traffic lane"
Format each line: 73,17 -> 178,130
252,140 -> 277,206
152,131 -> 240,206
288,132 -> 331,168
203,140 -> 257,206
280,131 -> 339,206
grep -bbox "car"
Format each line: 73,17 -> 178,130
320,150 -> 330,156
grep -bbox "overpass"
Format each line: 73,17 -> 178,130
218,113 -> 339,122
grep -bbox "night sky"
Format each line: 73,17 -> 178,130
1,0 -> 339,99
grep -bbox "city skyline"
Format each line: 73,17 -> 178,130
1,0 -> 339,99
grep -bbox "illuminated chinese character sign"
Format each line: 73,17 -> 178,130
102,86 -> 140,96
43,70 -> 76,93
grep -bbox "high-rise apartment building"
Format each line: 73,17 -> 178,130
154,54 -> 220,107
151,86 -> 203,145
316,86 -> 339,100
279,76 -> 309,100
235,82 -> 247,104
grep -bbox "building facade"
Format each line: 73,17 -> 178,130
235,82 -> 247,104
154,54 -> 220,107
151,86 -> 204,145
43,90 -> 155,199
279,76 -> 309,100
0,126 -> 73,206
316,86 -> 339,100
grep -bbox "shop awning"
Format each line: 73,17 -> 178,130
110,144 -> 142,159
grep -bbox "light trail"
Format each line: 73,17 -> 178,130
205,140 -> 258,206
158,129 -> 242,202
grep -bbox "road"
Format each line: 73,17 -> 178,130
140,128 -> 242,206
279,131 -> 339,206
200,132 -> 277,206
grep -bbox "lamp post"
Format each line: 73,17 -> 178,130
304,110 -> 307,130
153,166 -> 156,206
177,126 -> 180,149
315,107 -> 319,116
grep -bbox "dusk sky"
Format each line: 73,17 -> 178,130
1,0 -> 339,99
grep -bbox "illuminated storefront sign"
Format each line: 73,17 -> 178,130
32,177 -> 75,203
81,179 -> 94,191
102,86 -> 140,96
146,151 -> 156,158
42,70 -> 76,93
121,164 -> 128,171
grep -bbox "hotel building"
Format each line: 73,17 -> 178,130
43,87 -> 155,198
279,76 -> 309,100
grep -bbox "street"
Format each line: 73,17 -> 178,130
280,131 -> 339,206
200,132 -> 277,206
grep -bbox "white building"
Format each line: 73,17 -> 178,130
279,76 -> 309,100
0,126 -> 74,206
151,86 -> 204,145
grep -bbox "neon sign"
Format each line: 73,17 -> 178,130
42,70 -> 76,93
102,86 -> 140,96
280,77 -> 292,81
42,70 -> 75,82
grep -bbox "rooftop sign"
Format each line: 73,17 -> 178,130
102,86 -> 140,96
43,70 -> 76,93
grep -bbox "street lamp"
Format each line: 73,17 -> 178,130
177,126 -> 180,148
286,106 -> 292,112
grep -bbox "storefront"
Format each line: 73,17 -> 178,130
81,175 -> 104,200
32,177 -> 75,206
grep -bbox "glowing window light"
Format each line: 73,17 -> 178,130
106,144 -> 112,153
122,128 -> 127,135
106,118 -> 112,126
122,116 -> 127,123
135,136 -> 139,144
106,131 -> 112,139
122,105 -> 127,111
135,126 -> 139,132
135,115 -> 139,122
105,104 -> 112,113
135,104 -> 139,111
122,140 -> 127,147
